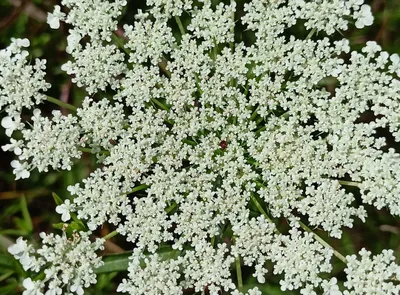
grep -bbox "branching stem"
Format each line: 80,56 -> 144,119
46,96 -> 77,112
103,230 -> 118,240
299,221 -> 347,264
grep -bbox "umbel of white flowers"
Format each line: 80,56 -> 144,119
3,0 -> 400,294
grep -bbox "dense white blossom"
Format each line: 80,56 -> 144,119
18,110 -> 81,174
61,42 -> 126,94
0,38 -> 50,116
77,97 -> 126,151
187,1 -> 236,48
123,19 -> 175,65
8,232 -> 104,295
343,248 -> 400,295
47,0 -> 127,41
117,249 -> 183,295
3,0 -> 400,294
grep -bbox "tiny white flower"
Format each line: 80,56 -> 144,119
55,199 -> 73,222
362,41 -> 381,55
10,160 -> 30,180
1,115 -> 21,137
47,5 -> 65,29
45,288 -> 62,295
70,283 -> 84,295
15,38 -> 30,47
66,31 -> 82,54
355,5 -> 374,28
334,39 -> 350,54
22,278 -> 43,295
8,237 -> 33,270
389,54 -> 400,76
2,138 -> 22,155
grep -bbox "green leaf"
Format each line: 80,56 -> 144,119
0,282 -> 19,295
0,254 -> 14,269
14,217 -> 30,234
95,246 -> 176,274
52,192 -> 63,206
95,252 -> 132,274
52,223 -> 64,230
70,214 -> 86,231
20,196 -> 32,233
52,222 -> 86,235
0,229 -> 27,237
0,271 -> 14,282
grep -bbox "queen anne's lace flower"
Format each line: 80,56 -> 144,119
47,0 -> 127,41
0,38 -> 50,116
61,42 -> 126,94
8,232 -> 104,295
3,0 -> 400,294
343,249 -> 400,295
123,19 -> 175,65
18,110 -> 81,173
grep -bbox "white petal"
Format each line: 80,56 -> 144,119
33,109 -> 41,118
1,116 -> 13,129
14,147 -> 22,155
390,53 -> 400,63
256,274 -> 265,284
47,14 -> 60,29
10,160 -> 21,169
2,144 -> 12,152
18,38 -> 30,47
20,170 -> 30,179
23,278 -> 34,290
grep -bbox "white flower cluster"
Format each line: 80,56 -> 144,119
61,43 -> 126,94
47,0 -> 127,41
2,109 -> 81,179
2,0 -> 400,294
77,97 -> 126,151
48,0 -> 127,94
342,249 -> 400,295
8,231 -> 104,295
187,1 -> 236,49
0,38 -> 50,116
118,243 -> 237,295
123,19 -> 175,65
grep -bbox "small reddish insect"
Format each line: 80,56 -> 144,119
219,140 -> 227,150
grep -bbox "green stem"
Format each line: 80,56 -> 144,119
129,184 -> 149,194
165,202 -> 177,214
158,59 -> 172,78
299,221 -> 347,264
103,230 -> 118,240
112,33 -> 130,55
236,255 -> 243,291
250,105 -> 259,121
250,193 -> 273,223
175,16 -> 186,35
306,28 -> 317,40
280,111 -> 290,119
338,180 -> 361,187
0,271 -> 14,282
78,147 -> 110,155
46,96 -> 77,112
151,98 -> 170,111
